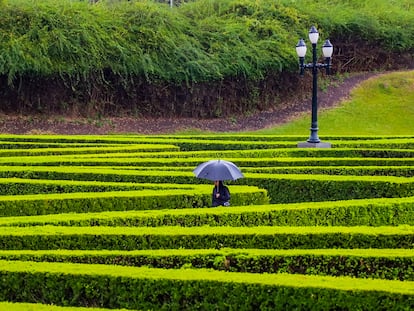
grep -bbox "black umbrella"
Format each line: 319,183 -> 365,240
193,159 -> 244,181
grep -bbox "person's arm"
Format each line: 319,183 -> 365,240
221,186 -> 230,202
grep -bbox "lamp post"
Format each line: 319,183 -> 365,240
296,26 -> 333,148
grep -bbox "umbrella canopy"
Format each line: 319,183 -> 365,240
193,159 -> 244,181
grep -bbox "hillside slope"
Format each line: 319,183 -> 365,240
0,72 -> 377,135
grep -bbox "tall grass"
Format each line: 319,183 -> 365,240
1,0 -> 413,84
285,0 -> 414,51
254,70 -> 414,135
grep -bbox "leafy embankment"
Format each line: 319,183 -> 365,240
0,0 -> 413,117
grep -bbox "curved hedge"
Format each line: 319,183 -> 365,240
0,134 -> 413,309
1,260 -> 414,310
0,248 -> 413,281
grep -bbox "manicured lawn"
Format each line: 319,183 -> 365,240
255,70 -> 414,135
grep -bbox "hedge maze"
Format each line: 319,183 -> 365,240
0,134 -> 414,310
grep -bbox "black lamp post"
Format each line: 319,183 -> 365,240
296,26 -> 333,148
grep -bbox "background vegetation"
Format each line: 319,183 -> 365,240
0,0 -> 413,117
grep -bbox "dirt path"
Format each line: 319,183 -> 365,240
0,72 -> 378,135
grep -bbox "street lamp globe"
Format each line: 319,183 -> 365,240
322,39 -> 334,58
296,39 -> 307,58
308,26 -> 319,44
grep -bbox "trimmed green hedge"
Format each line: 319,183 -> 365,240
1,167 -> 413,203
141,134 -> 414,142
1,197 -> 413,227
0,134 -> 161,144
0,225 -> 412,250
239,174 -> 414,203
0,248 -> 412,281
0,186 -> 269,216
0,301 -> 124,310
243,165 -> 414,177
0,178 -> 167,195
0,133 -> 413,309
172,139 -> 414,151
2,154 -> 414,167
1,136 -> 414,158
0,260 -> 413,310
20,137 -> 411,153
0,144 -> 179,156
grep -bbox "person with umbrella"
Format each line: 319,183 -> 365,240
212,180 -> 231,207
193,159 -> 244,207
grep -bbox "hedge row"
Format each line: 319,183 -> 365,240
243,166 -> 414,177
144,134 -> 414,142
2,137 -> 414,154
96,137 -> 414,152
113,138 -> 414,152
2,197 -> 413,228
4,144 -> 414,160
0,144 -> 179,156
0,141 -> 108,150
61,164 -> 414,178
0,178 -> 173,195
0,134 -> 155,144
0,248 -> 412,280
1,134 -> 413,143
0,186 -> 269,216
334,139 -> 414,149
0,225 -> 412,250
2,154 -> 414,167
0,301 -> 120,311
1,168 -> 413,203
0,134 -> 414,155
239,174 -> 414,203
0,260 -> 413,310
0,302 -> 123,311
60,147 -> 414,159
173,140 -> 414,152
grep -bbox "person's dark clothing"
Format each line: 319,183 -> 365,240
212,181 -> 230,207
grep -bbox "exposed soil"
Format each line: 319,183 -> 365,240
0,72 -> 379,135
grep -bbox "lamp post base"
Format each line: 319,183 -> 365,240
297,141 -> 332,148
